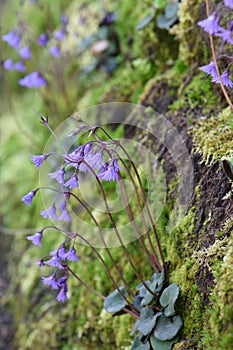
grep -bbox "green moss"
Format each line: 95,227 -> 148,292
191,107 -> 233,165
201,237 -> 233,350
170,0 -> 209,65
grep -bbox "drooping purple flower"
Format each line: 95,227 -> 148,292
212,70 -> 233,88
49,45 -> 61,57
98,159 -> 122,182
199,61 -> 218,79
42,273 -> 59,290
22,189 -> 38,205
197,13 -> 223,35
65,173 -> 79,189
18,71 -> 47,88
57,276 -> 68,286
37,259 -> 45,267
65,246 -> 80,261
31,154 -> 49,168
2,59 -> 14,70
58,201 -> 71,222
37,33 -> 49,46
57,244 -> 67,260
2,31 -> 21,48
224,0 -> 233,9
49,169 -> 65,184
44,255 -> 64,269
26,231 -> 43,247
56,283 -> 68,302
18,46 -> 31,59
40,203 -> 58,220
79,150 -> 103,172
14,61 -> 26,72
217,22 -> 233,44
65,147 -> 83,168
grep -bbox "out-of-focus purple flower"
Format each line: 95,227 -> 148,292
42,273 -> 59,290
22,189 -> 38,205
49,169 -> 65,184
65,246 -> 80,261
40,203 -> 58,220
18,71 -> 47,88
14,61 -> 26,72
49,45 -> 61,57
18,46 -> 31,59
44,255 -> 64,269
98,159 -> 122,182
65,173 -> 79,189
37,33 -> 49,46
2,59 -> 14,70
199,61 -> 218,79
212,70 -> 233,88
58,201 -> 71,222
2,31 -> 21,48
54,27 -> 66,41
56,283 -> 68,302
100,12 -> 116,26
26,231 -> 43,247
31,154 -> 49,168
224,0 -> 233,9
198,13 -> 223,35
60,14 -> 68,26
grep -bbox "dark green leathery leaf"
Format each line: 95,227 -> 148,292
159,283 -> 180,316
104,286 -> 127,313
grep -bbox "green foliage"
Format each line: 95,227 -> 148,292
103,286 -> 127,313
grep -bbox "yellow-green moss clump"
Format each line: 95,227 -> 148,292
191,107 -> 233,165
170,0 -> 208,65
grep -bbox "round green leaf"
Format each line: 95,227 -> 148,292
139,311 -> 162,336
153,315 -> 183,341
150,335 -> 179,350
131,335 -> 150,350
165,2 -> 179,19
156,13 -> 178,29
104,286 -> 127,313
159,284 -> 180,317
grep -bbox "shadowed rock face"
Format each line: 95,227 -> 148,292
0,234 -> 14,350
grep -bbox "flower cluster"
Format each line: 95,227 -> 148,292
22,121 -> 123,302
1,13 -> 69,88
198,1 -> 233,88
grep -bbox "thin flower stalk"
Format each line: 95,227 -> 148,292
42,225 -> 139,314
68,267 -> 140,319
93,126 -> 166,277
205,0 -> 233,111
92,127 -> 161,269
81,159 -> 159,297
